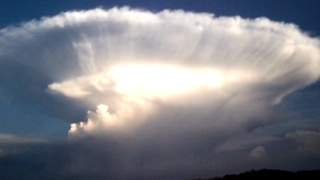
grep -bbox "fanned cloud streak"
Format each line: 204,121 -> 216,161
0,7 -> 320,178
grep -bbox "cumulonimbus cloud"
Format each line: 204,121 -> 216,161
0,7 -> 320,173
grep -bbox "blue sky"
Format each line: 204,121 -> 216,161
0,0 -> 320,179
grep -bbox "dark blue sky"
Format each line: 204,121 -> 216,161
1,0 -> 320,32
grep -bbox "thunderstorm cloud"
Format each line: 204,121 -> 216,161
0,7 -> 320,178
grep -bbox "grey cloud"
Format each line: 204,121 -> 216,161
249,146 -> 268,161
215,132 -> 277,153
286,130 -> 320,155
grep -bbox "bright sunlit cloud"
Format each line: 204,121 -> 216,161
0,7 -> 320,173
108,64 -> 222,98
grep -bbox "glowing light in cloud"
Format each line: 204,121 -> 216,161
108,64 -> 222,98
67,64 -> 224,136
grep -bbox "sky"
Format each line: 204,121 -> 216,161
0,0 -> 320,179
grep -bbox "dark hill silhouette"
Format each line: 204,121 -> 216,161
192,169 -> 320,180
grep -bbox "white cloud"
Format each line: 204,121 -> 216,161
0,7 -> 320,171
40,8 -> 319,140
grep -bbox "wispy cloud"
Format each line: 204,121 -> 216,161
0,134 -> 47,144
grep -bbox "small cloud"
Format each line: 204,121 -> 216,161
249,146 -> 267,161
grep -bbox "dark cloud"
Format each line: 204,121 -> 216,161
286,130 -> 320,155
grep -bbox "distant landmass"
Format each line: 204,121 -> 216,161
192,169 -> 320,180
